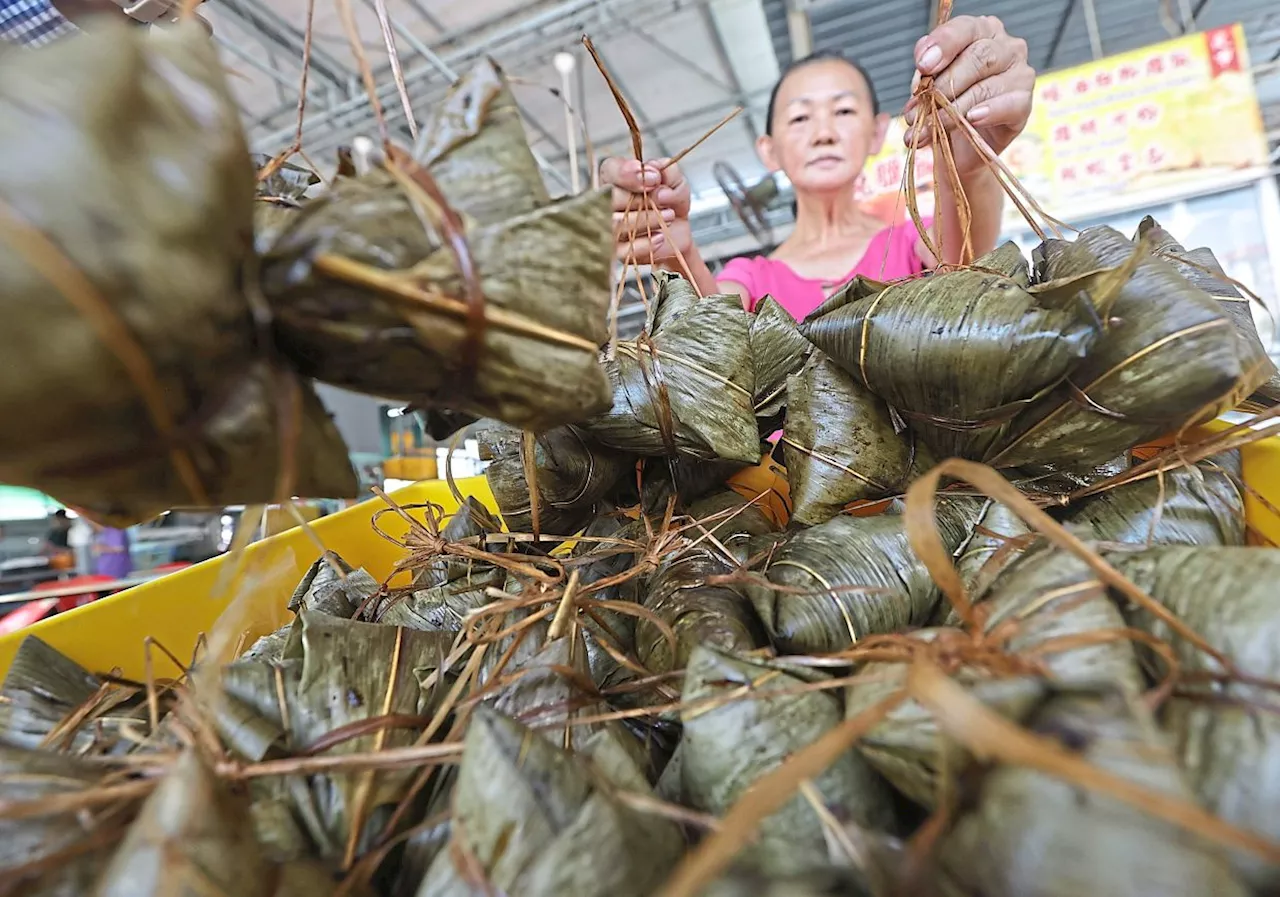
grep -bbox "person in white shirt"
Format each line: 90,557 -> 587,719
67,512 -> 94,577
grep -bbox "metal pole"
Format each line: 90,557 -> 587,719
1082,0 -> 1104,60
265,0 -> 661,159
1177,0 -> 1196,32
786,4 -> 812,61
250,0 -> 623,146
215,35 -> 329,102
554,52 -> 580,193
360,0 -> 458,82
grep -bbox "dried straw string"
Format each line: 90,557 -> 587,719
906,659 -> 1280,861
372,0 -> 418,140
256,0 -> 318,183
335,0 -> 389,147
903,458 -> 1234,668
581,35 -> 702,294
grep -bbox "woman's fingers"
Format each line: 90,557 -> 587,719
955,83 -> 1034,129
915,15 -> 1003,76
931,38 -> 1014,103
615,233 -> 666,263
906,13 -> 1033,152
603,156 -> 692,216
613,207 -> 676,240
600,157 -> 661,193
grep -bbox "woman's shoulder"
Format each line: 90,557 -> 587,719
718,254 -> 773,284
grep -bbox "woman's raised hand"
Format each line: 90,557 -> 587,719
905,15 -> 1036,174
599,157 -> 694,266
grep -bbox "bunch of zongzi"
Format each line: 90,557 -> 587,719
259,58 -> 615,433
581,272 -> 761,463
0,23 -> 357,524
991,225 -> 1269,469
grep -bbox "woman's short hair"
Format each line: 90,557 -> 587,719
765,51 -> 881,136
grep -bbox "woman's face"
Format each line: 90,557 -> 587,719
759,60 -> 888,195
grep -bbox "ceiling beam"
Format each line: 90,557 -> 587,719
250,0 -> 645,152
698,4 -> 760,144
785,1 -> 813,60
219,0 -> 354,91
400,0 -> 448,33
544,86 -> 774,171
1044,0 -> 1077,70
630,26 -> 733,94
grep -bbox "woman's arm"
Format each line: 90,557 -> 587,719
906,16 -> 1036,265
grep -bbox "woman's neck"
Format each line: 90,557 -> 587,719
788,190 -> 878,248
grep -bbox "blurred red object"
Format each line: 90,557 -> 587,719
33,575 -> 116,613
0,598 -> 59,635
152,562 -> 192,573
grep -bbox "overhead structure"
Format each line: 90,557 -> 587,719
209,0 -> 1280,296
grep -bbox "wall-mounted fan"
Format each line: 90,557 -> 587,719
714,160 -> 781,247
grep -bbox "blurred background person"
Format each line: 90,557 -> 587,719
91,521 -> 132,580
68,511 -> 94,577
43,509 -> 73,573
0,0 -> 206,49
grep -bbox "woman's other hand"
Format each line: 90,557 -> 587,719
904,15 -> 1035,175
599,157 -> 694,266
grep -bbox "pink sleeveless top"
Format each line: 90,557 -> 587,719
719,219 -> 929,319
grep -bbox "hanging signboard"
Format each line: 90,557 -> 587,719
856,24 -> 1270,229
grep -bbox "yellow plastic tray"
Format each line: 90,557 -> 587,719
0,426 -> 1276,683
0,477 -> 493,681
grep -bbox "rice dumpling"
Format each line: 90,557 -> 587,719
680,646 -> 898,876
992,225 -> 1269,470
95,750 -> 274,897
581,272 -> 761,464
977,547 -> 1144,694
216,612 -> 458,859
1015,453 -> 1131,498
1110,545 -> 1280,891
0,636 -> 106,751
417,706 -> 683,897
289,553 -> 379,618
801,242 -> 1127,461
951,499 -> 1035,610
375,566 -> 503,632
260,59 -> 614,433
488,631 -> 605,751
751,295 -> 813,430
782,352 -> 921,525
0,746 -> 132,894
480,423 -> 629,536
634,455 -> 751,518
0,23 -> 357,524
1135,216 -> 1280,404
936,686 -> 1248,897
844,629 -> 1047,808
742,501 -> 981,655
636,551 -> 768,675
253,154 -> 320,255
1060,453 -> 1244,547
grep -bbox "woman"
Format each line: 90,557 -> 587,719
602,15 -> 1035,318
91,521 -> 133,580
